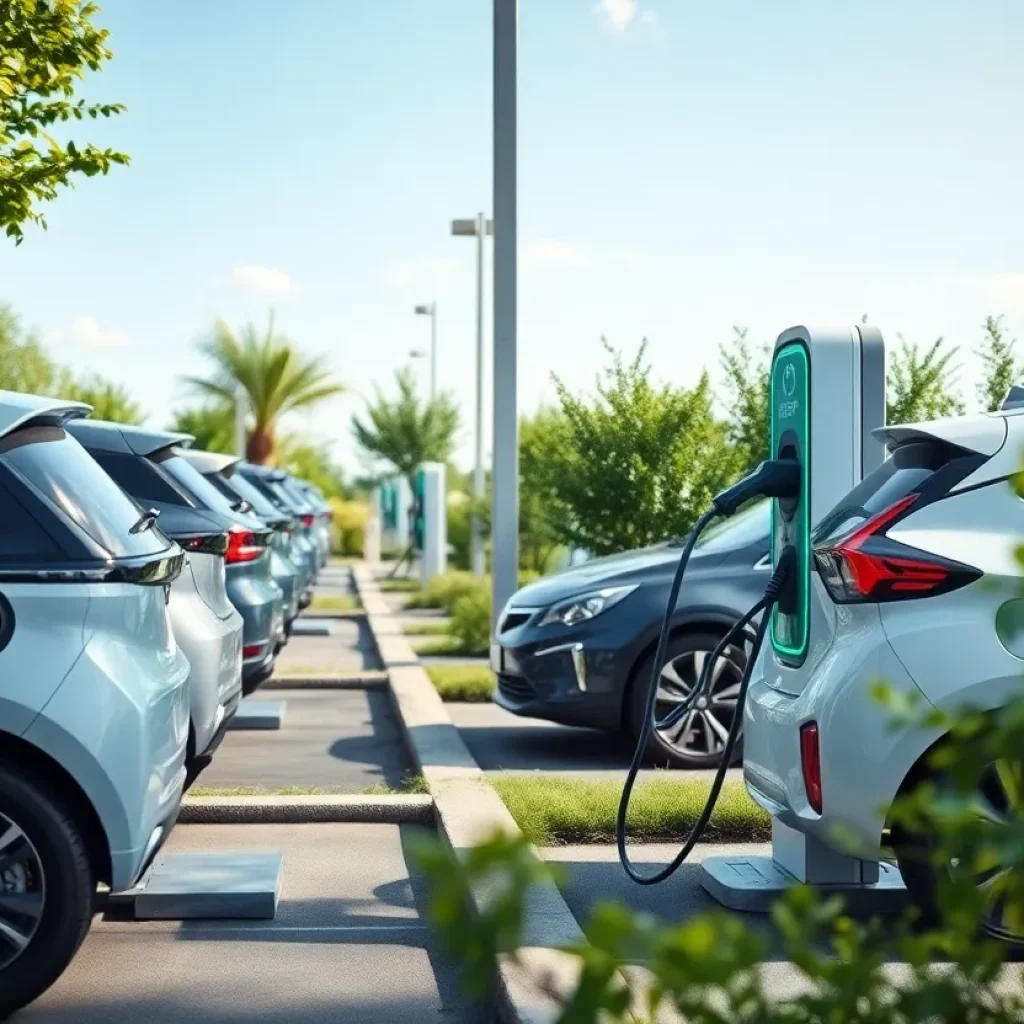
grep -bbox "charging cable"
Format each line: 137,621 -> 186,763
616,458 -> 799,885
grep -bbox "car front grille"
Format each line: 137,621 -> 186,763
498,674 -> 536,703
499,611 -> 533,633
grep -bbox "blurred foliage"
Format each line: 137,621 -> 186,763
275,435 -> 346,499
60,372 -> 141,423
0,302 -> 59,392
449,583 -> 491,653
720,326 -> 771,473
1,0 -> 129,244
886,335 -> 964,424
977,314 -> 1020,413
406,570 -> 480,613
168,403 -> 234,453
351,367 -> 460,488
330,498 -> 367,556
183,313 -> 344,464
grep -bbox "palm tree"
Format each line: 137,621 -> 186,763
183,314 -> 345,464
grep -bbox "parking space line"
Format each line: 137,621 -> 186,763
97,923 -> 432,935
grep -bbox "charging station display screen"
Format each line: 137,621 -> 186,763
770,341 -> 809,663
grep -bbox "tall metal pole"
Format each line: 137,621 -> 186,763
471,211 -> 486,577
491,0 -> 518,627
430,303 -> 438,404
234,381 -> 246,459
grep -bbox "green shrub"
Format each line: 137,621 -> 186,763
406,570 -> 479,612
450,584 -> 491,653
330,498 -> 368,556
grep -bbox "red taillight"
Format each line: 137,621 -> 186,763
243,642 -> 267,659
800,722 -> 823,814
225,528 -> 262,564
814,494 -> 980,604
301,513 -> 315,528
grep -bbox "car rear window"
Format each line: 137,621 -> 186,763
812,440 -> 960,544
159,453 -> 240,516
0,426 -> 169,558
223,472 -> 284,520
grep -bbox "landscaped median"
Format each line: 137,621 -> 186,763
308,592 -> 361,612
490,773 -> 770,846
424,664 -> 495,702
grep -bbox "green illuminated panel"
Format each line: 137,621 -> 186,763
770,341 -> 810,663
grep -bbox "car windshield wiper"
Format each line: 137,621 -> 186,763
129,508 -> 161,535
231,498 -> 253,514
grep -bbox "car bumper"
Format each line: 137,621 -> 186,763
742,617 -> 940,860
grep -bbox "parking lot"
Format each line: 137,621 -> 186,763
24,823 -> 485,1023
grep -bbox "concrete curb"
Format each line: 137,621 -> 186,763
265,672 -> 389,690
354,565 -> 585,1024
180,794 -> 434,825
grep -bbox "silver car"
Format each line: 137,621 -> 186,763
0,392 -> 189,1015
66,421 -> 253,725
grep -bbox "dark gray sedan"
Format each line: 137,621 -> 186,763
491,501 -> 769,769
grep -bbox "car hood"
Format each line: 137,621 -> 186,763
510,542 -> 725,608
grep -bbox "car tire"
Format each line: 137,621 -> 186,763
628,630 -> 745,770
0,765 -> 94,1018
892,757 -> 1024,952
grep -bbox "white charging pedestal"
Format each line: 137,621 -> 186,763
394,476 -> 412,552
699,324 -> 909,914
418,462 -> 447,586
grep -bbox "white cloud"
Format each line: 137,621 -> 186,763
521,239 -> 593,272
382,258 -> 461,297
59,316 -> 130,348
594,0 -> 638,32
230,263 -> 293,298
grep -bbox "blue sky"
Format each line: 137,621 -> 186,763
2,0 -> 1023,473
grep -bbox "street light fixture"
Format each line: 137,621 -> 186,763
451,213 -> 494,578
413,302 -> 438,403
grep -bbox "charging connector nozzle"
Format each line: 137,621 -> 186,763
712,458 -> 801,517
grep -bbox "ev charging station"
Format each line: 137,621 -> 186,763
697,323 -> 907,912
416,462 -> 448,585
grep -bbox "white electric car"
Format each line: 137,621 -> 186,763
744,406 -> 1024,941
0,392 -> 189,1015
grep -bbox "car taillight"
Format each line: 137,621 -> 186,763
800,722 -> 823,814
182,533 -> 230,557
813,494 -> 981,604
225,528 -> 262,564
301,513 -> 315,528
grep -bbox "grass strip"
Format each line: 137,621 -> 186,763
404,621 -> 451,637
490,774 -> 770,846
189,786 -> 339,797
379,578 -> 422,594
416,636 -> 488,657
362,773 -> 430,795
425,664 -> 496,702
310,593 -> 360,612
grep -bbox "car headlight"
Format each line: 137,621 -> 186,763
538,585 -> 638,627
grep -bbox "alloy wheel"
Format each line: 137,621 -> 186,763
0,812 -> 44,970
653,644 -> 744,759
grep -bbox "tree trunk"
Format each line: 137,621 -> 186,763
247,427 -> 274,465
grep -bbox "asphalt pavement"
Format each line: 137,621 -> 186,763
274,617 -> 379,675
200,688 -> 412,792
25,823 -> 487,1023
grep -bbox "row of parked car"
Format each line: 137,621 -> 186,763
0,390 -> 333,1016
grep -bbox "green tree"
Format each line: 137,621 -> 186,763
887,335 -> 964,425
0,302 -> 58,392
546,340 -> 740,556
275,435 -> 346,499
517,408 -> 570,572
719,326 -> 770,473
976,314 -> 1019,412
1,0 -> 129,244
351,367 -> 460,488
168,403 -> 234,453
61,372 -> 141,422
183,314 -> 345,464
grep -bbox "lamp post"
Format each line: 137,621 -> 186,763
491,0 -> 518,627
233,381 -> 247,459
413,302 -> 438,403
452,214 -> 494,578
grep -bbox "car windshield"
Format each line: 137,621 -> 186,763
693,499 -> 769,553
0,425 -> 169,558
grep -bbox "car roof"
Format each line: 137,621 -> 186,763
67,418 -> 194,457
0,390 -> 90,442
180,448 -> 240,476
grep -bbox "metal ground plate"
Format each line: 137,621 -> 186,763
229,699 -> 286,730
